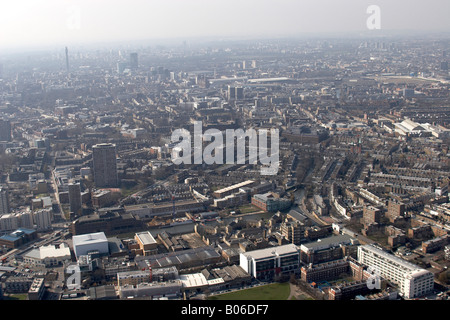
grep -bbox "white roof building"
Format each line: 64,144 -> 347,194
72,232 -> 109,258
394,119 -> 431,136
179,273 -> 209,289
23,243 -> 72,267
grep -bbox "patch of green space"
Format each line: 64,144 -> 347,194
238,204 -> 259,214
4,294 -> 28,300
208,282 -> 290,300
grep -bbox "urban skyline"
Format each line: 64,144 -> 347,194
0,0 -> 449,310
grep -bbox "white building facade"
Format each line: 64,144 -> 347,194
23,243 -> 72,267
72,232 -> 109,258
357,245 -> 434,299
240,244 -> 300,280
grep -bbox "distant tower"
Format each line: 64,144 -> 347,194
68,182 -> 82,215
65,46 -> 70,73
129,52 -> 138,69
92,143 -> 118,188
117,62 -> 128,74
0,186 -> 10,214
228,85 -> 236,100
0,119 -> 12,141
235,87 -> 244,100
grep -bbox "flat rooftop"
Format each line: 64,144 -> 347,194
180,273 -> 209,288
135,231 -> 157,245
213,180 -> 255,195
25,243 -> 71,259
241,244 -> 299,261
359,244 -> 431,275
300,235 -> 355,253
73,232 -> 108,246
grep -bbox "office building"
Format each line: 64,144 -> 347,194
92,143 -> 118,188
239,244 -> 300,280
357,245 -> 434,299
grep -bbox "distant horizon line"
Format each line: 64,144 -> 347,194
1,29 -> 450,55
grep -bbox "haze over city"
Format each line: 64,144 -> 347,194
0,0 -> 449,309
1,0 -> 450,51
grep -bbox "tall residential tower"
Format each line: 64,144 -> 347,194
92,143 -> 118,188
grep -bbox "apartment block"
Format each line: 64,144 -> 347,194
357,245 -> 434,299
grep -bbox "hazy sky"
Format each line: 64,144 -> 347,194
1,0 -> 449,50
